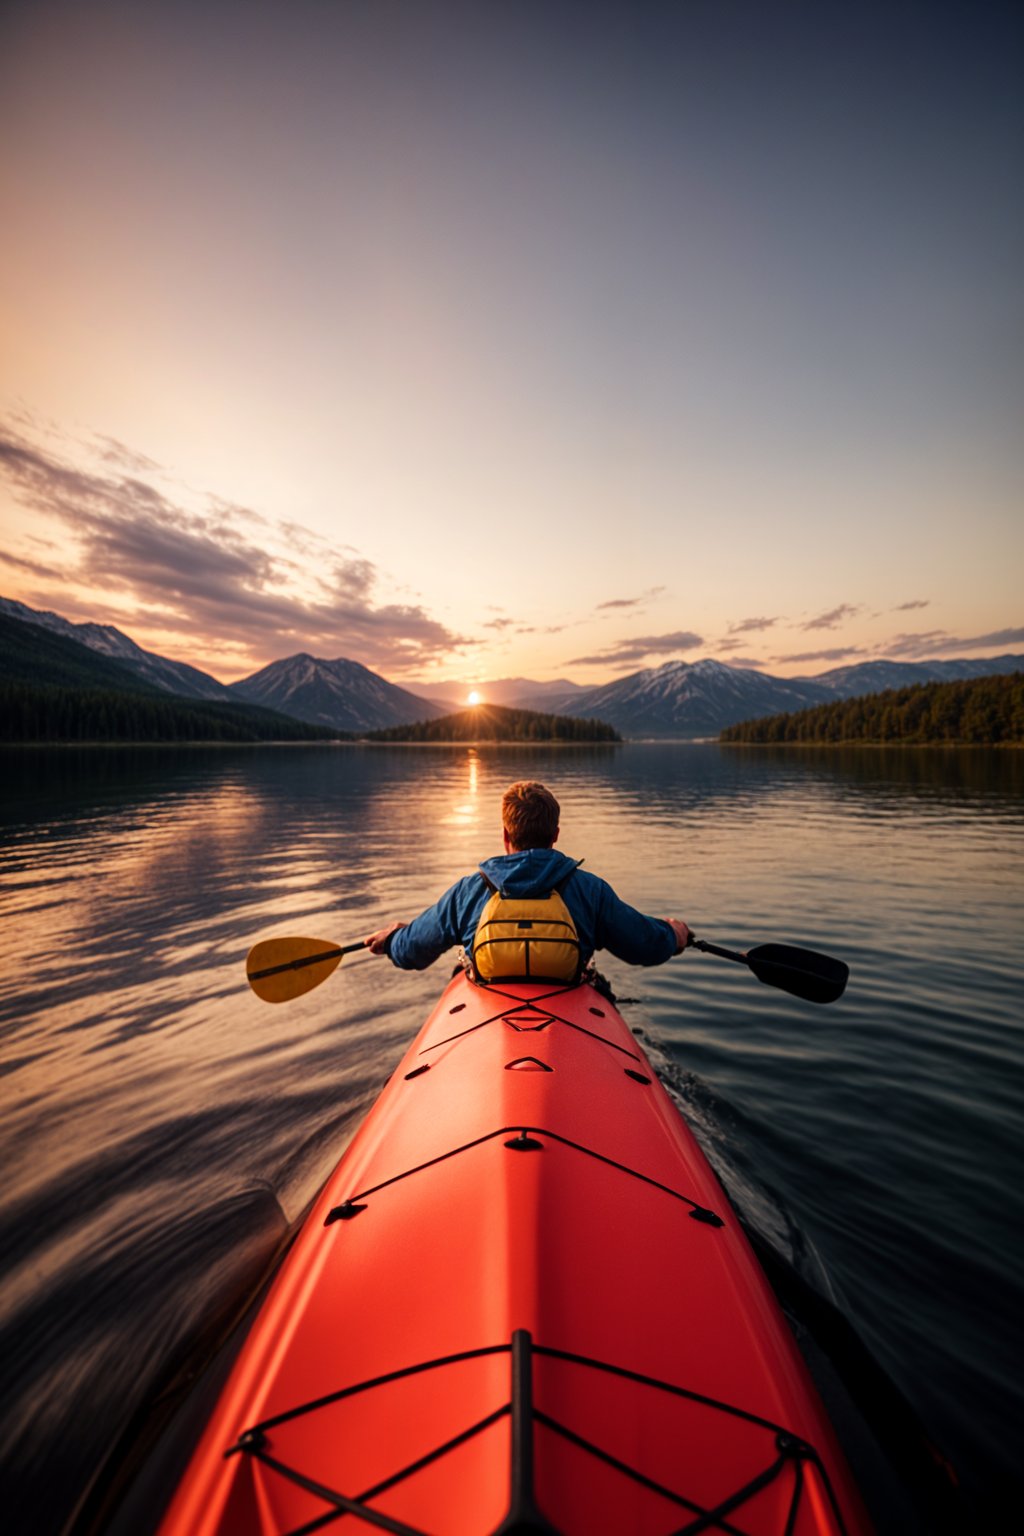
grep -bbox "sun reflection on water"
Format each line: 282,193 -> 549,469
441,747 -> 482,833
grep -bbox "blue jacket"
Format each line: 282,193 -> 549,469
387,847 -> 676,971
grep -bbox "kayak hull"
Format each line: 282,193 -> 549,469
158,973 -> 872,1535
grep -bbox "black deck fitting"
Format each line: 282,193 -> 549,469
325,1201 -> 367,1224
505,1131 -> 544,1152
775,1432 -> 806,1458
688,1205 -> 725,1227
227,1426 -> 267,1458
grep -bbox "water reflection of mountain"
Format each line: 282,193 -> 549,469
543,740 -> 1024,815
3,742 -> 1020,839
0,745 -> 263,827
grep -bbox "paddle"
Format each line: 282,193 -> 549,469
246,932 -> 849,1007
689,937 -> 849,1005
246,936 -> 367,1004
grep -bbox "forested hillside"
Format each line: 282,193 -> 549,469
0,682 -> 348,743
0,614 -> 346,742
719,673 -> 1023,745
366,704 -> 620,742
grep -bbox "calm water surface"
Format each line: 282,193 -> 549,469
1,743 -> 1021,1530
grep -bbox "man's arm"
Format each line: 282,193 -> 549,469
591,878 -> 689,966
365,877 -> 482,970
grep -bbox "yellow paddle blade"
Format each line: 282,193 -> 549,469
246,935 -> 347,1004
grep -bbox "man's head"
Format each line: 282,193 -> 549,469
501,781 -> 560,852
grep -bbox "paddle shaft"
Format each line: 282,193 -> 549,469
691,938 -> 746,965
248,940 -> 366,982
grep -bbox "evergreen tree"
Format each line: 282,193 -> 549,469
365,704 -> 619,743
719,674 -> 1023,746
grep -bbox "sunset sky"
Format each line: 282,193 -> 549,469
1,0 -> 1021,689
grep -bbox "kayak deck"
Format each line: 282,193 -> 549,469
159,974 -> 871,1535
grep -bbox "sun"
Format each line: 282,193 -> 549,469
466,690 -> 483,706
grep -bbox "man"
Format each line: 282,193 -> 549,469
366,780 -> 689,975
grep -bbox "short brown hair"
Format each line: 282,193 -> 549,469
502,781 -> 560,849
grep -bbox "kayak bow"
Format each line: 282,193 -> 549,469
158,972 -> 872,1536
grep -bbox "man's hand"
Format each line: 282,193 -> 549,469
666,919 -> 691,954
365,921 -> 407,956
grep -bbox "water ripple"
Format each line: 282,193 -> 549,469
0,742 -> 1021,1529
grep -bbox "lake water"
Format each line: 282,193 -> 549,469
1,743 -> 1021,1531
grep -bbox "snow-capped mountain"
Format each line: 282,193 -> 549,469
229,654 -> 449,732
5,592 -> 1018,737
1,596 -> 448,730
808,656 -> 1024,696
522,655 -> 1024,737
532,659 -> 832,737
0,596 -> 230,699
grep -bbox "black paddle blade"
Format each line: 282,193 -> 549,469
745,943 -> 849,1005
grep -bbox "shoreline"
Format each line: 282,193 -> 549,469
0,737 -> 620,750
1,737 -> 1019,750
718,739 -> 1022,750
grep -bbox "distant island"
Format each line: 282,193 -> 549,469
365,704 -> 620,743
719,673 -> 1023,746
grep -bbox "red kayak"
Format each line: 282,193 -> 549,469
158,971 -> 872,1535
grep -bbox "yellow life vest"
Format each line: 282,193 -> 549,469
471,875 -> 582,985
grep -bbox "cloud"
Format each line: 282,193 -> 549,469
893,599 -> 930,612
774,647 -> 868,664
596,586 -> 666,611
565,654 -> 653,672
884,627 -> 1024,658
774,629 -> 1024,666
0,547 -> 63,581
727,616 -> 779,635
484,617 -> 516,631
0,424 -> 469,675
800,604 -> 861,631
566,629 -> 703,667
93,434 -> 161,474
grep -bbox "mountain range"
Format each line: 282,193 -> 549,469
3,595 -> 1020,738
229,654 -> 448,732
521,661 -> 828,737
413,656 -> 1024,736
513,656 -> 1024,736
0,596 -> 232,699
0,597 -> 445,733
0,611 -> 343,743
